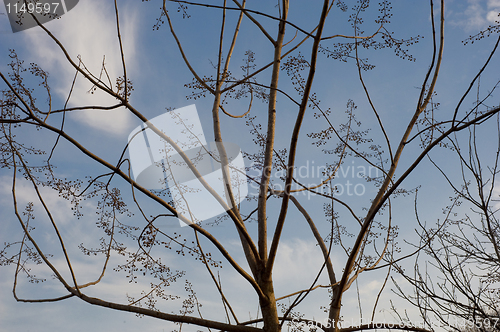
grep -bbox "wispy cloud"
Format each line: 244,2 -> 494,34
0,175 -> 72,224
22,0 -> 139,136
465,0 -> 488,30
487,0 -> 500,23
454,0 -> 500,31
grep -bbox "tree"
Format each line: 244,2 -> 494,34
0,1 -> 499,332
395,67 -> 500,332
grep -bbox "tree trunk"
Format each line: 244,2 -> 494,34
259,273 -> 280,332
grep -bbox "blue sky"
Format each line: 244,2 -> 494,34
1,1 -> 500,331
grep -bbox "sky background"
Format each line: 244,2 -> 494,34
1,1 -> 500,331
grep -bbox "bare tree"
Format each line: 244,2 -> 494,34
1,1 -> 499,332
396,59 -> 500,332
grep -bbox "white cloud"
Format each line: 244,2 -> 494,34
22,0 -> 139,135
450,0 -> 500,31
488,0 -> 500,8
272,238 -> 337,297
487,0 -> 500,22
464,0 -> 488,30
487,10 -> 500,22
0,175 -> 79,226
486,10 -> 500,24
